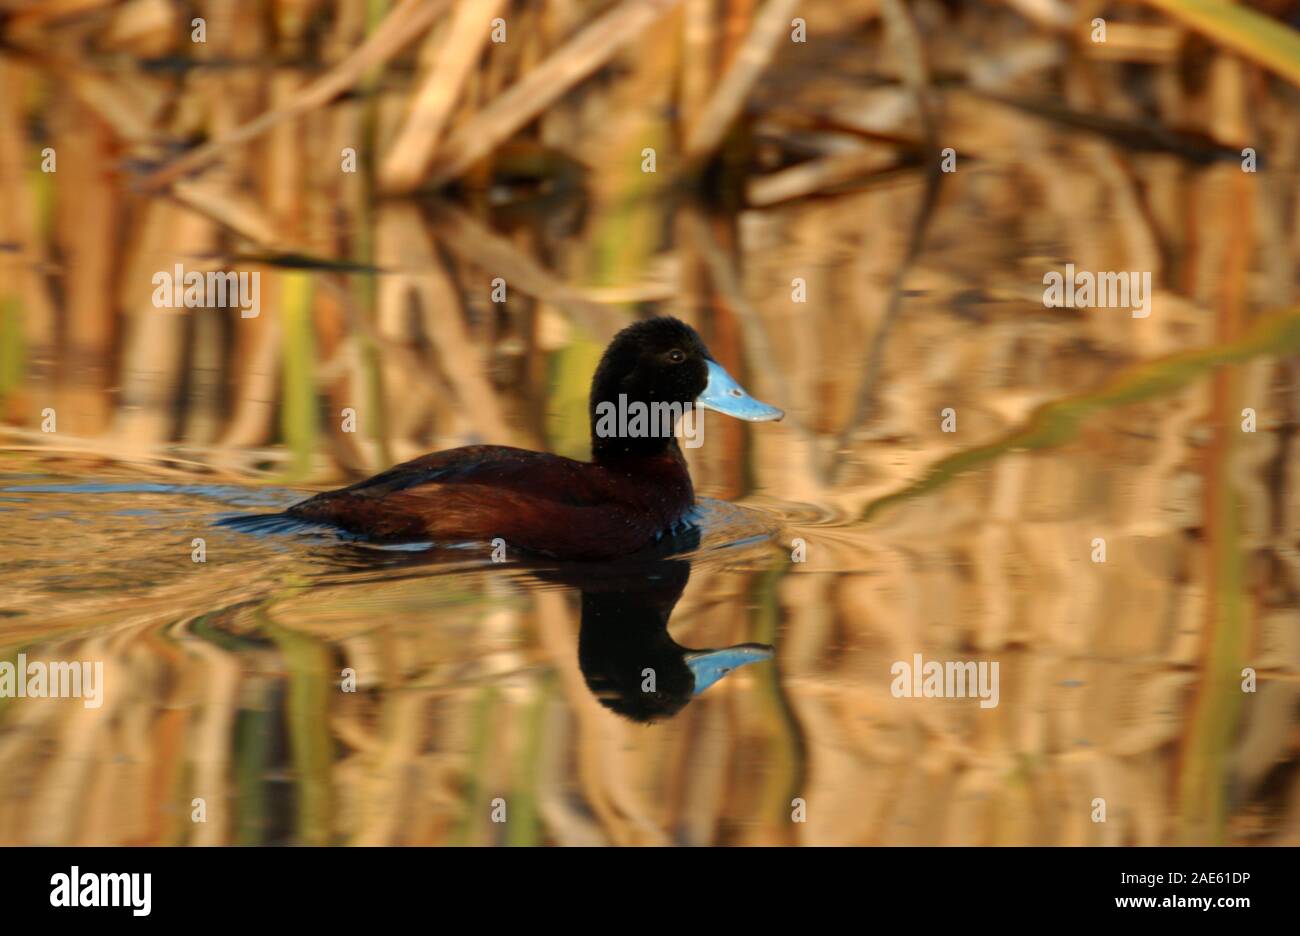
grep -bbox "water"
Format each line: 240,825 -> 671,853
0,461 -> 798,844
3,367 -> 1297,846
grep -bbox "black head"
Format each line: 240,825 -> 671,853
588,317 -> 710,459
587,316 -> 782,461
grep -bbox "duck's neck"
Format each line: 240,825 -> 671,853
590,432 -> 678,463
591,435 -> 695,510
589,382 -> 695,464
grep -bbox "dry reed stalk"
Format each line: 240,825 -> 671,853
995,0 -> 1073,30
67,68 -> 165,143
426,202 -> 626,340
473,0 -> 511,105
174,634 -> 242,845
314,285 -> 371,472
113,201 -> 215,445
680,0 -> 715,127
746,143 -> 898,205
183,7 -> 249,448
514,0 -> 548,79
425,0 -> 682,187
535,697 -> 606,845
218,286 -> 282,448
29,637 -> 117,843
372,205 -> 445,457
720,0 -> 757,67
167,182 -> 478,461
383,202 -> 514,443
171,179 -> 286,245
380,0 -> 508,193
832,0 -> 943,472
182,306 -> 224,441
1083,22 -> 1184,63
101,0 -> 178,56
534,0 -> 583,149
0,0 -> 117,37
351,691 -> 427,845
53,94 -> 117,435
1179,166 -> 1254,843
701,269 -> 749,498
684,0 -> 799,158
141,0 -> 453,192
0,62 -> 58,407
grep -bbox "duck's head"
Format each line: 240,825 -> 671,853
588,316 -> 782,459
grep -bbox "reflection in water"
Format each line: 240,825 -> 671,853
256,522 -> 777,723
0,476 -> 791,845
320,526 -> 779,724
555,557 -> 773,723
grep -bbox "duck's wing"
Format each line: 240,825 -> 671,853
326,445 -> 600,501
369,484 -> 666,558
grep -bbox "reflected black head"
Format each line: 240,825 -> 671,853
533,553 -> 772,723
576,559 -> 695,723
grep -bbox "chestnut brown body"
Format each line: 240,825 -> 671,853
287,443 -> 694,560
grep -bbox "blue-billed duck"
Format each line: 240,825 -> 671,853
265,316 -> 782,560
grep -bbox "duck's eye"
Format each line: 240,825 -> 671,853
667,349 -> 686,364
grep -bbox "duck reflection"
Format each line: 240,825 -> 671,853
559,557 -> 773,722
316,531 -> 774,723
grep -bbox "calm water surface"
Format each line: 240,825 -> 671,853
3,372 -> 1297,846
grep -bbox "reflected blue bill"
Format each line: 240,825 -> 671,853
685,643 -> 775,695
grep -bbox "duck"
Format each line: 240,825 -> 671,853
272,316 -> 783,560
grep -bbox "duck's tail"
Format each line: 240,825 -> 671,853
215,511 -> 327,537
